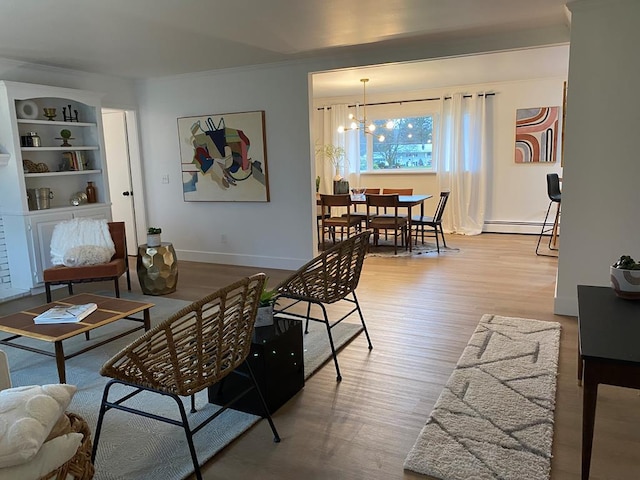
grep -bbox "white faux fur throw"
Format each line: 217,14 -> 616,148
50,218 -> 115,266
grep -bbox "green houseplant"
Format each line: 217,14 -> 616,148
610,255 -> 640,298
147,227 -> 162,247
315,143 -> 345,180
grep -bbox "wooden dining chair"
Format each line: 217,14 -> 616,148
342,188 -> 380,228
320,194 -> 361,246
378,189 -> 413,240
366,194 -> 410,255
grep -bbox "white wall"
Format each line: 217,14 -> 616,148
135,32 -> 571,271
136,64 -> 317,270
555,0 -> 640,315
313,63 -> 567,232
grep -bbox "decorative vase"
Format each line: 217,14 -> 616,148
147,234 -> 161,247
255,305 -> 274,327
610,266 -> 640,299
85,182 -> 97,203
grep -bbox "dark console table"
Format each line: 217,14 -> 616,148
577,285 -> 640,479
208,317 -> 304,416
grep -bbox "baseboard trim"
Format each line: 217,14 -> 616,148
554,295 -> 577,316
175,249 -> 305,271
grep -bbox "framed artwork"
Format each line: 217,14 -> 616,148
514,106 -> 559,163
177,110 -> 270,202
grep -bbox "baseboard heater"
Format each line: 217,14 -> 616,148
483,220 -> 546,235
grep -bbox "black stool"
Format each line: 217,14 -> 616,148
536,173 -> 561,256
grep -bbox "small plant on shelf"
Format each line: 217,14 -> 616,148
610,255 -> 640,298
256,278 -> 278,327
612,255 -> 640,270
147,227 -> 162,235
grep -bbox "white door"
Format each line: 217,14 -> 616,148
102,110 -> 138,255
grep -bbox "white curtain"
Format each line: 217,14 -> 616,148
319,105 -> 360,193
436,93 -> 491,235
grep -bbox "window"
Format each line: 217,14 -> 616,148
359,113 -> 435,172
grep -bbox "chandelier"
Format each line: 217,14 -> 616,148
337,78 -> 389,142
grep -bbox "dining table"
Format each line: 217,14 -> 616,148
317,193 -> 432,248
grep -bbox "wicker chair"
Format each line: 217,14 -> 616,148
274,231 -> 373,381
91,274 -> 280,480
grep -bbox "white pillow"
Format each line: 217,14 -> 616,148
50,218 -> 115,266
0,384 -> 76,468
63,245 -> 113,266
0,432 -> 82,480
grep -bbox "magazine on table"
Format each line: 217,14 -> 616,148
34,303 -> 98,324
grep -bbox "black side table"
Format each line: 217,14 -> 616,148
208,317 -> 304,415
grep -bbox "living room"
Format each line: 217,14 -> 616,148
0,1 -> 638,479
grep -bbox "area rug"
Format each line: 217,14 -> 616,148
3,292 -> 364,480
403,314 -> 561,480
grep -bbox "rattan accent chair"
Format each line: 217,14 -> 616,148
274,231 -> 373,381
91,274 -> 280,480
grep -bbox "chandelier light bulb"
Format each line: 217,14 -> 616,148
378,134 -> 385,142
368,123 -> 376,132
337,125 -> 345,133
350,121 -> 358,130
348,113 -> 355,120
408,123 -> 413,128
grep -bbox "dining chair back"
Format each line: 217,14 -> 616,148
366,194 -> 410,255
536,173 -> 561,256
382,188 -> 413,195
320,194 -> 361,246
412,191 -> 450,252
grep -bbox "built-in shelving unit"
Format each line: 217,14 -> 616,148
0,81 -> 112,290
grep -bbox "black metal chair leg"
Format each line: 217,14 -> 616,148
536,201 -> 556,256
244,361 -> 281,442
304,302 -> 311,334
352,291 -> 373,350
92,380 -> 117,462
319,303 -> 342,382
191,394 -> 197,413
173,394 -> 202,480
45,283 -> 52,303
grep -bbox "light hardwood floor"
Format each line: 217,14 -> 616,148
2,233 -> 639,479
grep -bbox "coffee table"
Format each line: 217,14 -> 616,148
0,293 -> 154,383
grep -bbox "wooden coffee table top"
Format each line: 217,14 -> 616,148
0,293 -> 154,342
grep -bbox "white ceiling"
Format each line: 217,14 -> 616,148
0,0 -> 570,80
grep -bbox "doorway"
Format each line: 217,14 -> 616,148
102,109 -> 147,256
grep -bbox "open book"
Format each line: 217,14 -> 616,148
34,303 -> 98,324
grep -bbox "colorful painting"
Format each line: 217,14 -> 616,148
177,111 -> 269,202
514,106 -> 559,163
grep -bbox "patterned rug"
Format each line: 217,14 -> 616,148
3,292 -> 363,480
404,314 -> 561,480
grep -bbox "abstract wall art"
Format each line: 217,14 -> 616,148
514,106 -> 559,163
177,110 -> 270,202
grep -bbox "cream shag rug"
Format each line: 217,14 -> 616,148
404,314 -> 561,480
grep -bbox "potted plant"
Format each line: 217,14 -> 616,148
610,255 -> 640,298
255,279 -> 277,327
147,227 -> 162,247
315,143 -> 345,181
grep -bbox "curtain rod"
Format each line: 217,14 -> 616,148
316,92 -> 495,111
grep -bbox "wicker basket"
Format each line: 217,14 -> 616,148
40,412 -> 95,480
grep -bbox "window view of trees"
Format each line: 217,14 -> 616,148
360,115 -> 434,171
